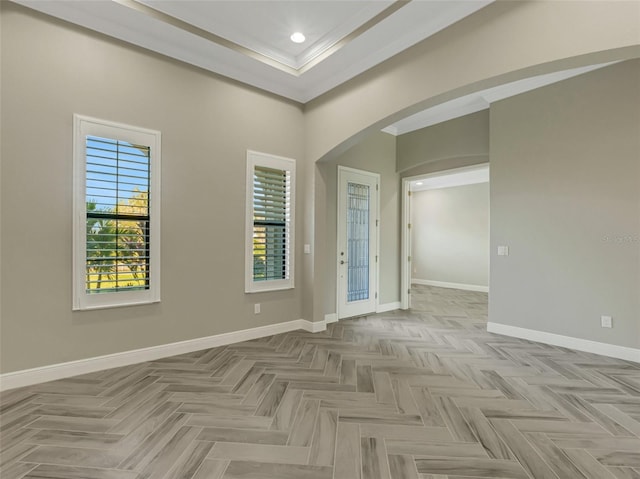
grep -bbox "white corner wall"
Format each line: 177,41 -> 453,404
411,183 -> 489,291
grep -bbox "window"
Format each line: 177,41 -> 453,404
245,150 -> 295,292
73,115 -> 161,310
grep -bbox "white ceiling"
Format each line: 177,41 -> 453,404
138,0 -> 395,70
411,164 -> 489,192
12,0 -> 618,135
13,0 -> 492,103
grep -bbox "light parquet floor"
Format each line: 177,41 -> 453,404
1,285 -> 640,478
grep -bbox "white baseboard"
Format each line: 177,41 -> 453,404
0,318 -> 324,391
324,313 -> 338,324
412,278 -> 489,293
325,305 -> 401,322
307,320 -> 327,333
377,301 -> 401,313
487,322 -> 640,363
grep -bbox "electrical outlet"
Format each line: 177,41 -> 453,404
601,315 -> 612,328
254,303 -> 261,314
497,245 -> 509,256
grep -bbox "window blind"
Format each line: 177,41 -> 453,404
253,165 -> 291,281
85,136 -> 151,293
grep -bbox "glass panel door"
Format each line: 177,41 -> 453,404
347,182 -> 370,302
337,167 -> 379,319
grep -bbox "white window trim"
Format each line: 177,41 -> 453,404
245,150 -> 296,293
73,114 -> 161,310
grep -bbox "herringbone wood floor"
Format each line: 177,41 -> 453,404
1,285 -> 639,478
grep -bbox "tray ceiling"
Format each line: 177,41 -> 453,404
12,0 -> 492,103
11,0 -> 615,135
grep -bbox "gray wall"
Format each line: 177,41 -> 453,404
304,1 -> 639,163
397,111 -> 489,173
0,4 -> 306,373
304,1 -> 638,321
412,183 -> 489,288
490,60 -> 640,349
2,3 -> 639,375
319,132 -> 400,314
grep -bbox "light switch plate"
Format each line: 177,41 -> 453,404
601,315 -> 612,328
498,245 -> 509,256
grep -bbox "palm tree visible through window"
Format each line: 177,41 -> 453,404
85,136 -> 150,293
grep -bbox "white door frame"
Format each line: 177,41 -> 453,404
400,178 -> 412,310
400,163 -> 490,309
337,166 -> 380,319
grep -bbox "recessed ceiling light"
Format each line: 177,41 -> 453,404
416,182 -> 423,186
290,32 -> 306,44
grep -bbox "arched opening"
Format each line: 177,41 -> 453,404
310,53 -> 639,359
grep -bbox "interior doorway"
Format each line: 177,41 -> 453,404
401,163 -> 490,309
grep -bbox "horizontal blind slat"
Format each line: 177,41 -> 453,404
85,135 -> 152,294
252,164 -> 291,282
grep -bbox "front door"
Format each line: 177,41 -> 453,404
337,166 -> 379,319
